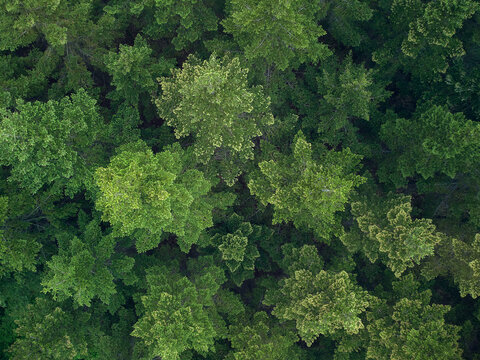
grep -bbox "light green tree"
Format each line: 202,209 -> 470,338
94,140 -> 234,252
264,245 -> 371,346
226,311 -> 301,360
132,258 -> 225,360
156,54 -> 274,185
366,275 -> 462,360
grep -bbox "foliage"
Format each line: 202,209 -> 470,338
379,105 -> 480,186
264,245 -> 372,346
104,35 -> 174,105
226,311 -> 301,360
201,213 -> 261,286
222,0 -> 331,70
126,0 -> 219,50
94,140 -> 234,252
0,89 -> 103,195
2,1 -> 480,359
41,215 -> 136,307
423,233 -> 480,298
365,275 -> 463,360
343,192 -> 444,277
9,297 -> 91,360
132,259 -> 225,360
249,131 -> 365,240
157,54 -> 274,185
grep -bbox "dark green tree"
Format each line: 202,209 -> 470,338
200,213 -> 263,286
125,0 -> 219,50
342,192 -> 444,277
41,214 -> 136,307
249,131 -> 365,240
379,105 -> 480,187
222,0 -> 331,70
0,89 -> 104,196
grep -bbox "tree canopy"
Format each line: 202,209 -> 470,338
2,0 -> 480,359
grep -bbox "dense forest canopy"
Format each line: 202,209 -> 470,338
1,0 -> 480,359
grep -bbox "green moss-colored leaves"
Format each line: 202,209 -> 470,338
157,54 -> 274,185
132,262 -> 225,360
264,245 -> 371,346
343,193 -> 443,277
95,141 -> 234,252
0,89 -> 103,195
249,131 -> 365,240
222,0 -> 331,70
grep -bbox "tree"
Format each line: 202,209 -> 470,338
9,296 -> 135,360
264,245 -> 372,346
0,195 -> 42,276
342,192 -> 444,277
94,140 -> 234,252
126,0 -> 219,50
401,0 -> 478,74
423,233 -> 480,298
323,0 -> 373,47
200,213 -> 261,286
41,215 -> 136,307
379,105 -> 480,187
9,297 -> 91,360
370,0 -> 478,81
249,131 -> 365,240
226,311 -> 301,360
365,275 -> 462,360
222,0 -> 331,70
0,0 -> 123,99
156,54 -> 274,185
0,89 -> 104,196
0,0 -> 108,53
132,259 -> 225,360
104,35 -> 174,105
294,55 -> 390,149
